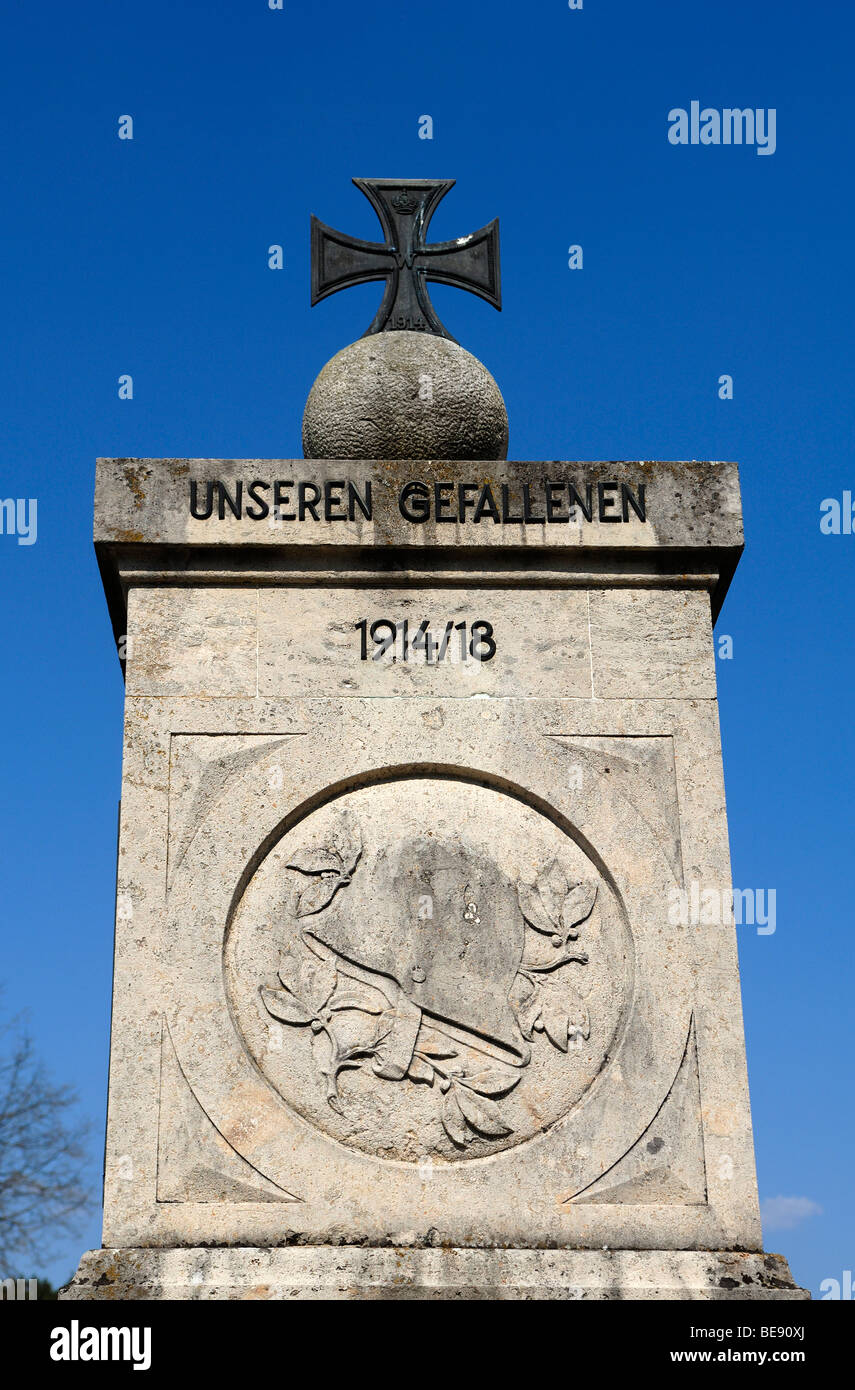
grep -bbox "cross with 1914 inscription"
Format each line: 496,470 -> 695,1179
310,178 -> 501,341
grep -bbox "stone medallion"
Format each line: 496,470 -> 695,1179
226,778 -> 630,1163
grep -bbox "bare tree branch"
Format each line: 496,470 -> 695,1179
0,996 -> 95,1274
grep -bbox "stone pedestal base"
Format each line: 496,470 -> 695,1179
61,1248 -> 809,1301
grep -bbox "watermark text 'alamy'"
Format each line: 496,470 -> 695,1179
668,104 -> 776,156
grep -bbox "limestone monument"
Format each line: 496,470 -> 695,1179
63,178 -> 807,1299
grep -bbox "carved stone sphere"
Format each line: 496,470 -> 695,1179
302,331 -> 509,461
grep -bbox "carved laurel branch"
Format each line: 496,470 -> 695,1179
261,953 -> 387,1115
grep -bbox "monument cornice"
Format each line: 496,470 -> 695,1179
94,458 -> 744,649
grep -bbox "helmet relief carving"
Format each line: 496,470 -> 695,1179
259,806 -> 598,1153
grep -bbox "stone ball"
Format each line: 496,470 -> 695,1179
302,331 -> 508,460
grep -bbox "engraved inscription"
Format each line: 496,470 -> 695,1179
355,618 -> 496,663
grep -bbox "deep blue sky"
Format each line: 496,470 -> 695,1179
1,0 -> 851,1296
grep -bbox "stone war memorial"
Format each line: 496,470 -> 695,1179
63,179 -> 807,1300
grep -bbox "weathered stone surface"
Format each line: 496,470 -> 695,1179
88,691 -> 762,1256
126,589 -> 257,698
93,458 -> 745,633
123,586 -> 714,705
302,333 -> 508,460
257,587 -> 591,699
589,590 -> 717,699
94,457 -> 743,555
61,1248 -> 808,1301
66,453 -> 807,1299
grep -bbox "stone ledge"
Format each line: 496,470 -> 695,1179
94,459 -> 743,556
61,1248 -> 809,1301
94,458 -> 744,662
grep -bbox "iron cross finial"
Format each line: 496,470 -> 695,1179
310,178 -> 501,342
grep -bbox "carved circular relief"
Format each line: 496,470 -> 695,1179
226,777 -> 631,1163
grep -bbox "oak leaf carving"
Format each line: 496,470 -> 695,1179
459,1068 -> 520,1099
441,1090 -> 471,1147
286,818 -> 363,918
407,1055 -> 435,1085
454,1085 -> 513,1138
259,985 -> 314,1026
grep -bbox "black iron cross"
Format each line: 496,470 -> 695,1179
310,178 -> 501,341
